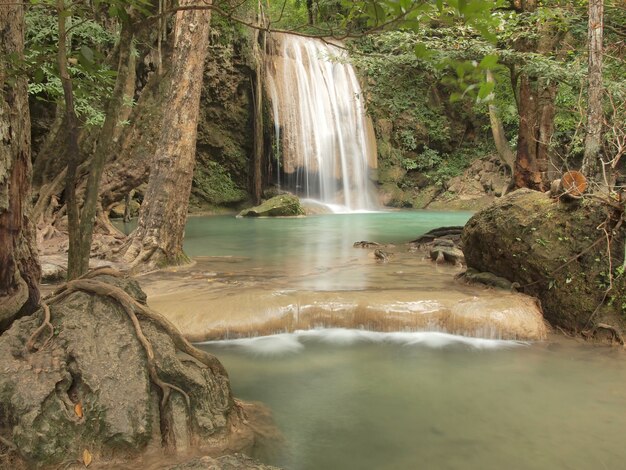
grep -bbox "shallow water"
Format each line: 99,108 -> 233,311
201,331 -> 626,470
141,211 -> 549,340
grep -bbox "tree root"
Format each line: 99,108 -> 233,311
583,323 -> 625,346
25,302 -> 54,353
37,269 -> 226,414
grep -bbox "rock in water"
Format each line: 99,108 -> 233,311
0,274 -> 260,467
238,194 -> 305,217
462,188 -> 626,335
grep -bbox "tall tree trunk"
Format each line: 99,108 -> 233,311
56,0 -> 84,280
251,6 -> 265,205
71,21 -> 136,278
581,0 -> 604,182
486,70 -> 515,172
121,0 -> 212,270
512,2 -> 564,191
0,2 -> 41,331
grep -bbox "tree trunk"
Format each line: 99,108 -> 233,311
486,70 -> 515,172
512,4 -> 564,191
0,2 -> 41,331
121,0 -> 212,270
581,0 -> 604,182
99,68 -> 170,214
251,8 -> 265,205
71,20 -> 136,278
56,0 -> 85,280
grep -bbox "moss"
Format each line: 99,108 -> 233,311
238,194 -> 305,217
191,161 -> 248,208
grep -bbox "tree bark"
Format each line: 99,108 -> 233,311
512,3 -> 564,191
0,2 -> 41,331
251,7 -> 265,205
581,0 -> 604,182
121,0 -> 212,270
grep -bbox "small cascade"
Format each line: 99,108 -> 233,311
265,33 -> 378,212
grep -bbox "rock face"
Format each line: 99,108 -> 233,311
462,188 -> 626,335
0,275 -> 257,468
238,195 -> 305,217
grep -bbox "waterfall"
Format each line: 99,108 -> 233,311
265,33 -> 378,212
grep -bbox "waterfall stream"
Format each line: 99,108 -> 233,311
266,33 -> 378,212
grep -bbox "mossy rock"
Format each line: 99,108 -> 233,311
462,188 -> 626,334
238,194 -> 305,217
0,275 -> 256,467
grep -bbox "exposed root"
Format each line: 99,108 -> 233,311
0,436 -> 17,452
40,269 -> 226,414
26,302 -> 54,353
583,322 -> 625,346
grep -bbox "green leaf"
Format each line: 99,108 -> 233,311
80,45 -> 94,64
478,54 -> 498,69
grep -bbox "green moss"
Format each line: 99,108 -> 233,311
191,161 -> 248,207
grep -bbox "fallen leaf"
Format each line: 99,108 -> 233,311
75,403 -> 83,418
83,449 -> 92,467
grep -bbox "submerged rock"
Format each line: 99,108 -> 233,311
238,194 -> 305,217
0,274 -> 261,468
462,188 -> 626,337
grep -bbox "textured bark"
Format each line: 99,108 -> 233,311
0,2 -> 41,331
581,0 -> 604,182
121,0 -> 212,270
514,75 -> 558,191
512,4 -> 564,191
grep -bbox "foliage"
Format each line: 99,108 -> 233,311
24,4 -> 119,127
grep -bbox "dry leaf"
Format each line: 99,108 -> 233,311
74,403 -> 83,418
83,449 -> 92,467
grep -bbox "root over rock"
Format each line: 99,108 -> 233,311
0,273 -> 259,467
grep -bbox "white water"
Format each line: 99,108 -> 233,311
266,34 -> 378,211
201,329 -> 528,356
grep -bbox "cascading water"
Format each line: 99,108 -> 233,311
266,33 -> 378,212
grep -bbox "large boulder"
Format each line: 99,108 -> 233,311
238,194 -> 305,217
462,188 -> 626,336
0,274 -> 261,468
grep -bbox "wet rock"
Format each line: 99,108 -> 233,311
41,263 -> 67,282
374,249 -> 390,263
354,241 -> 381,248
458,268 -> 519,291
410,226 -> 464,245
0,275 -> 258,467
166,453 -> 281,470
238,194 -> 305,217
462,188 -> 626,335
430,246 -> 465,265
447,295 -> 548,340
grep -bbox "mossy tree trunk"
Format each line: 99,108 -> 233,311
581,0 -> 604,183
121,0 -> 212,270
0,2 -> 41,331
